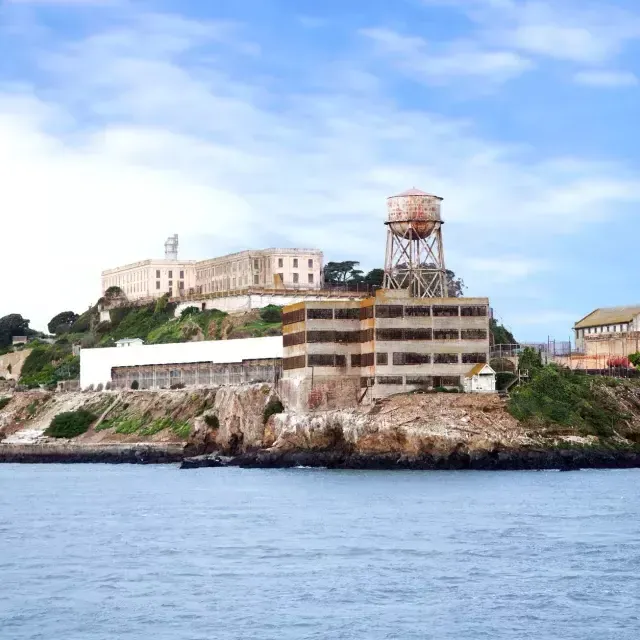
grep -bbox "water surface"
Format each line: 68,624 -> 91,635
1,465 -> 639,639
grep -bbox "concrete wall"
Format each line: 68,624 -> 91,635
80,337 -> 283,389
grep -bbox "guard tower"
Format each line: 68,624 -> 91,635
383,188 -> 448,298
164,234 -> 179,261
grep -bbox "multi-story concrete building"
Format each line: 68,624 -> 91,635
101,259 -> 197,300
280,289 -> 490,410
195,249 -> 323,294
101,237 -> 324,302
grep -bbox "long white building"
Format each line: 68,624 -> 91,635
80,337 -> 283,390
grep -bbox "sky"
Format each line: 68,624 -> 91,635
1,0 -> 640,340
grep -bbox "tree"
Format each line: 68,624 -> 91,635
490,319 -> 517,345
104,286 -> 125,300
47,311 -> 79,335
0,314 -> 34,349
363,268 -> 384,287
260,305 -> 283,324
323,261 -> 364,284
445,270 -> 465,298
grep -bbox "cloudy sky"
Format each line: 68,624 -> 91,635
1,0 -> 639,339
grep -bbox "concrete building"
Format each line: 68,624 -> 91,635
115,338 -> 144,348
80,337 -> 282,390
574,305 -> 640,352
281,289 -> 490,410
102,240 -> 324,303
195,248 -> 323,294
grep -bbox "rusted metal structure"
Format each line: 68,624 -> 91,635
383,188 -> 448,298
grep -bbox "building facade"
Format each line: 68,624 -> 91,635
195,249 -> 323,295
101,259 -> 197,301
101,248 -> 323,301
574,305 -> 640,352
280,289 -> 490,410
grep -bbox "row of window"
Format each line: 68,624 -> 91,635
577,324 -> 630,337
281,352 -> 487,369
283,329 -> 488,345
197,258 -> 316,280
282,305 -> 488,325
364,376 -> 461,387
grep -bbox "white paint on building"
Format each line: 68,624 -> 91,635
463,363 -> 496,393
80,337 -> 283,390
115,338 -> 144,348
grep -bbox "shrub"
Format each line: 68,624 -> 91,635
180,306 -> 200,319
171,421 -> 192,438
170,382 -> 185,390
204,414 -> 219,429
131,380 -> 139,390
259,305 -> 283,324
0,397 -> 11,410
496,372 -> 517,391
263,398 -> 284,424
46,409 -> 96,438
96,383 -> 104,392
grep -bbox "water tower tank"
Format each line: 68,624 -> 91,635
386,188 -> 443,240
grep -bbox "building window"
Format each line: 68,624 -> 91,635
293,258 -> 298,268
434,353 -> 459,364
308,259 -> 313,268
433,305 -> 459,317
307,308 -> 333,320
434,329 -> 460,340
277,273 -> 284,283
168,280 -> 173,287
461,353 -> 487,364
376,376 -> 403,385
376,305 -> 404,318
168,270 -> 173,278
278,258 -> 283,268
393,352 -> 432,365
376,352 -> 388,365
293,273 -> 299,284
179,281 -> 184,289
180,270 -> 184,279
308,273 -> 314,284
254,274 -> 259,285
254,259 -> 259,270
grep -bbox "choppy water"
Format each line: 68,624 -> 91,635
1,465 -> 640,639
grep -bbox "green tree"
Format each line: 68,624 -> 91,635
47,311 -> 79,335
323,261 -> 364,284
260,305 -> 283,323
0,314 -> 34,349
363,268 -> 384,287
490,319 -> 517,345
519,346 -> 543,374
104,286 -> 125,300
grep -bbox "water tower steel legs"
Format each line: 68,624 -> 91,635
383,222 -> 448,298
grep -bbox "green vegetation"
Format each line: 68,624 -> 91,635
96,414 -> 192,438
263,398 -> 284,424
46,409 -> 96,438
131,380 -> 139,390
259,305 -> 282,324
630,353 -> 640,367
19,344 -> 79,388
490,319 -> 517,345
0,313 -> 39,349
496,372 -> 517,391
47,311 -> 79,335
508,365 -> 628,438
204,414 -> 219,429
0,397 -> 11,411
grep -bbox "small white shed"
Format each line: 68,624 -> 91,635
463,363 -> 496,393
115,338 -> 144,348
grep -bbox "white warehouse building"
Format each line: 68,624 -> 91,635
80,337 -> 283,390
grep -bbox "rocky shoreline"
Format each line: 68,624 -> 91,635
179,447 -> 640,471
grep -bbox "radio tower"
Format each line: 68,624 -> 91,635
383,188 -> 448,298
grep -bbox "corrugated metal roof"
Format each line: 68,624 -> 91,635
574,306 -> 640,329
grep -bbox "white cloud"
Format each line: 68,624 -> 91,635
1,9 -> 639,332
360,27 -> 532,84
574,69 -> 638,87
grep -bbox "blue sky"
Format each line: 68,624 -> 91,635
2,0 -> 640,339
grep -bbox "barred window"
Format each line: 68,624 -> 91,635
376,376 -> 403,385
282,308 -> 305,326
404,329 -> 432,341
461,306 -> 488,317
376,352 -> 388,365
335,308 -> 360,320
461,353 -> 487,364
283,355 -> 305,371
360,305 -> 374,320
335,331 -> 361,343
307,308 -> 334,320
351,354 -> 361,367
434,329 -> 460,340
434,376 -> 460,387
461,329 -> 488,340
376,328 -> 404,341
434,353 -> 459,364
360,328 -> 375,343
308,354 -> 346,367
283,332 -> 305,347
376,305 -> 404,318
405,305 -> 431,317
433,305 -> 459,317
393,352 -> 431,365
307,331 -> 335,343
406,376 -> 433,386
361,352 -> 375,367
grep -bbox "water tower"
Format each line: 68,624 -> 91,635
383,188 -> 448,297
164,234 -> 179,261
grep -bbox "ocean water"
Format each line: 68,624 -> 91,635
1,466 -> 639,640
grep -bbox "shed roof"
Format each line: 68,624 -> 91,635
574,306 -> 640,329
465,363 -> 495,378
